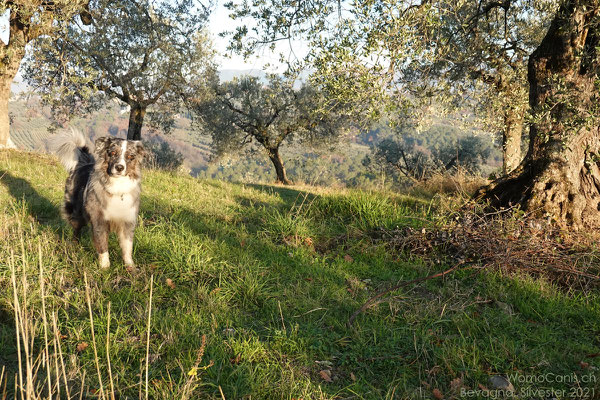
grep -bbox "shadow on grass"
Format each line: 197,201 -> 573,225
0,170 -> 63,383
0,169 -> 60,225
0,302 -> 17,369
134,195 -> 376,398
244,183 -> 320,207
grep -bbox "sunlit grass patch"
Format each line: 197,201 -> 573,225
0,149 -> 599,399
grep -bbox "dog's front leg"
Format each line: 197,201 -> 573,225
118,223 -> 136,268
91,222 -> 110,269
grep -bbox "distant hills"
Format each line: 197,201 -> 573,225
6,70 -> 500,188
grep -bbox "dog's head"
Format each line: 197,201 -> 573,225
95,137 -> 145,178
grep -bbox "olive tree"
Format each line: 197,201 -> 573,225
0,1 -> 91,147
225,0 -> 600,228
223,0 -> 554,174
24,0 -> 215,139
364,130 -> 493,183
193,75 -> 349,184
475,0 -> 600,228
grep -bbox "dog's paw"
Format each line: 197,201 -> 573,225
124,258 -> 137,273
99,252 -> 110,269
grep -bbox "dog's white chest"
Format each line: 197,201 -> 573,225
102,177 -> 139,222
104,193 -> 138,222
105,176 -> 138,195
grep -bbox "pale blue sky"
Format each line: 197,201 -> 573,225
208,1 -> 307,72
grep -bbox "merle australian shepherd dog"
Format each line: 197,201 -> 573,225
51,130 -> 145,269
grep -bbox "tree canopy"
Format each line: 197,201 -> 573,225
0,0 -> 91,147
224,0 -> 555,173
193,75 -> 350,184
24,0 -> 216,139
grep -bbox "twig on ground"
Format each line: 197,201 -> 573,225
347,262 -> 471,327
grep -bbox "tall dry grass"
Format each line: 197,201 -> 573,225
409,167 -> 489,199
2,227 -> 207,399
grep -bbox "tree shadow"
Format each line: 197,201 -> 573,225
0,170 -> 63,390
0,169 -> 60,225
133,194 -> 394,398
0,301 -> 16,368
243,183 -> 320,208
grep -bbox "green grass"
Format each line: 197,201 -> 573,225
1,149 -> 599,399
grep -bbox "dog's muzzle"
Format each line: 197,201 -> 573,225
110,163 -> 126,176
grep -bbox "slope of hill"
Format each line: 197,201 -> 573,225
7,98 -> 376,187
1,150 -> 598,399
8,98 -> 215,170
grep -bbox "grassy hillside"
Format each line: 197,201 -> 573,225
8,98 -> 215,170
7,98 -> 499,189
0,150 -> 599,399
8,97 -> 368,181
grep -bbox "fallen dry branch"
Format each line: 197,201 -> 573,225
391,205 -> 600,289
347,262 -> 473,327
348,204 -> 600,325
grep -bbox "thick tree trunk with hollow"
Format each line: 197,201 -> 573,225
476,0 -> 600,228
502,107 -> 523,174
127,103 -> 146,140
267,147 -> 291,185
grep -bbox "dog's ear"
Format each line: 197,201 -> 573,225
94,137 -> 110,156
133,141 -> 145,158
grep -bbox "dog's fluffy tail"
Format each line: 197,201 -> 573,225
48,128 -> 94,172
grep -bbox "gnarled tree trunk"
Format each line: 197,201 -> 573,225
476,0 -> 600,228
127,103 -> 146,140
0,4 -> 91,148
502,107 -> 523,174
0,23 -> 26,148
267,147 -> 291,185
